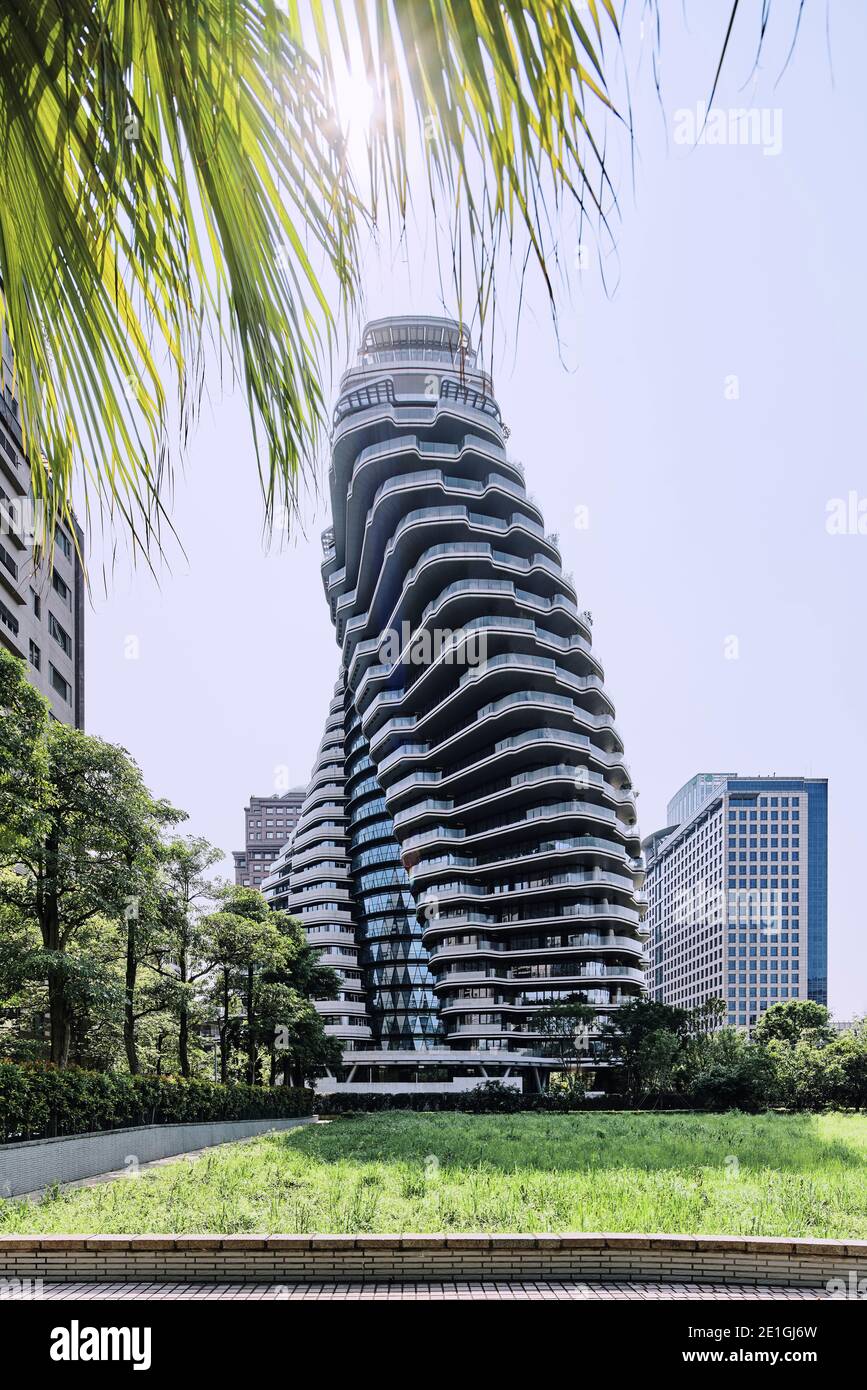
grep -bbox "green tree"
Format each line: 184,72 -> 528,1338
636,1029 -> 683,1100
688,996 -> 728,1035
767,1038 -> 834,1112
0,650 -> 181,1065
678,997 -> 728,1078
200,887 -> 340,1086
201,887 -> 289,1084
531,997 -> 595,1091
600,998 -> 694,1103
0,889 -> 40,1006
120,886 -> 157,1076
65,914 -> 128,1071
0,885 -> 45,1061
254,912 -> 341,1087
0,648 -> 47,856
823,1029 -> 867,1109
753,1001 -> 833,1048
142,836 -> 223,1078
254,977 -> 341,1089
118,836 -> 203,1076
687,1028 -> 779,1112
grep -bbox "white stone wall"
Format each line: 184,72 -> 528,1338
0,1117 -> 314,1198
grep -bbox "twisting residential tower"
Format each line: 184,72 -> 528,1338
266,316 -> 647,1094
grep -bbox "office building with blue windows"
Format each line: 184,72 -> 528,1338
644,775 -> 828,1030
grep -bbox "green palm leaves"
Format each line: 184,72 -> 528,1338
0,1 -> 618,558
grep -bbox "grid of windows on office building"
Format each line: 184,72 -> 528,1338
234,791 -> 304,889
650,807 -> 726,1011
646,786 -> 809,1031
725,791 -> 802,1028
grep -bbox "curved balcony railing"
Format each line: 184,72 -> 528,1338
393,767 -> 637,829
402,801 -> 639,856
304,318 -> 647,1070
414,869 -> 641,902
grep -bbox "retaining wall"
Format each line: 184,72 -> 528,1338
0,1117 -> 314,1198
0,1233 -> 862,1288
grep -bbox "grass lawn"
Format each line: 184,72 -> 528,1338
2,1111 -> 866,1239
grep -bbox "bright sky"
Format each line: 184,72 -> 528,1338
85,4 -> 867,1019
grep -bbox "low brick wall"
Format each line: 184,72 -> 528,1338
0,1234 -> 863,1288
0,1117 -> 314,1198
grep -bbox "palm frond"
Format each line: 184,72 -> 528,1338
0,1 -> 623,558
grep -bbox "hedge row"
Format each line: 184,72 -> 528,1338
0,1062 -> 314,1143
316,1084 -> 703,1115
317,1084 -> 631,1115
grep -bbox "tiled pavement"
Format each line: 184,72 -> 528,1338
10,1280 -> 830,1300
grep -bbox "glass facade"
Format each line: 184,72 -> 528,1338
269,316 -> 647,1088
344,700 -> 443,1048
646,775 -> 828,1030
265,319 -> 832,1079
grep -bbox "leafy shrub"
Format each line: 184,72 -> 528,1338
769,1037 -> 859,1111
316,1084 -> 633,1115
685,1028 -> 780,1113
687,1060 -> 776,1113
0,1061 -> 314,1142
455,1081 -> 524,1112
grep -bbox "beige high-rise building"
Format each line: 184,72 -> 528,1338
644,774 -> 828,1032
233,789 -> 305,890
0,328 -> 84,728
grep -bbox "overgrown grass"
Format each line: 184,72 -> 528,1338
3,1112 -> 866,1238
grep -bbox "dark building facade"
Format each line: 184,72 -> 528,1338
264,316 -> 647,1093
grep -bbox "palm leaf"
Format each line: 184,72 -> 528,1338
0,0 -> 622,558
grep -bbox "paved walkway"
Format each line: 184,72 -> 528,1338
11,1280 -> 830,1300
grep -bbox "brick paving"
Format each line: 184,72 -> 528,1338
9,1279 -> 830,1300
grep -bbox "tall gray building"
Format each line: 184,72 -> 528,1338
0,330 -> 84,728
264,316 -> 647,1093
263,680 -> 373,1049
644,774 -> 828,1030
233,789 -> 305,890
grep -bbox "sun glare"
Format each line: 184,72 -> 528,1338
332,64 -> 376,177
337,68 -> 375,131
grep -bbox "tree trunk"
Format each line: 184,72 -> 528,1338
178,1002 -> 190,1078
220,970 -> 230,1084
41,829 -> 71,1067
47,967 -> 71,1067
246,965 -> 256,1085
124,915 -> 139,1073
178,931 -> 191,1078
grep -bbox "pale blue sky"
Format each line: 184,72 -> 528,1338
85,3 -> 867,1017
